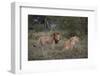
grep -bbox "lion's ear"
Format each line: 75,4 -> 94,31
70,37 -> 73,42
55,32 -> 60,35
53,33 -> 56,36
51,33 -> 55,37
58,32 -> 60,35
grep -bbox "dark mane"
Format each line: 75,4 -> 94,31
52,32 -> 60,44
54,39 -> 59,44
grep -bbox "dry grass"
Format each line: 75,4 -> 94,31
28,31 -> 88,60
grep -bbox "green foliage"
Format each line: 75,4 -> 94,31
28,15 -> 88,37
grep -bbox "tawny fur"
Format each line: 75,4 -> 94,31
64,36 -> 80,50
39,32 -> 60,47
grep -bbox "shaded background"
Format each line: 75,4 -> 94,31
28,15 -> 88,36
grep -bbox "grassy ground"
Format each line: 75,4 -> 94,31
28,31 -> 88,60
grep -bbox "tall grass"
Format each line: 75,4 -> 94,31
28,30 -> 88,60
